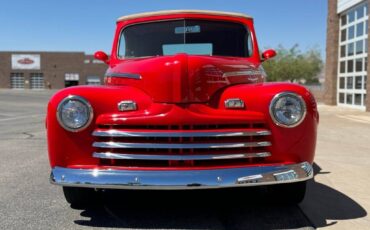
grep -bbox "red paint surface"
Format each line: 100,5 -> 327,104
17,58 -> 34,65
262,49 -> 277,60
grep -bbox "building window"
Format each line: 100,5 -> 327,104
348,60 -> 354,72
357,6 -> 365,19
92,60 -> 104,64
86,76 -> 101,85
355,76 -> 363,89
65,73 -> 79,87
340,61 -> 346,73
355,94 -> 362,105
365,75 -> 368,89
341,15 -> 347,26
366,4 -> 368,15
341,45 -> 346,57
348,26 -> 355,40
357,22 -> 364,37
365,57 -> 368,71
349,10 -> 355,23
346,93 -> 353,104
340,77 -> 345,89
356,58 -> 363,71
339,93 -> 345,103
347,76 -> 354,89
366,39 -> 369,52
356,40 -> 363,54
341,29 -> 347,42
348,42 -> 354,56
338,2 -> 368,109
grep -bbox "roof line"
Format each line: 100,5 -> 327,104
117,10 -> 252,22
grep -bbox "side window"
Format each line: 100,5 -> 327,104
118,33 -> 126,58
247,31 -> 253,56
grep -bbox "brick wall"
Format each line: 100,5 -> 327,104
0,52 -> 107,89
324,0 -> 340,105
83,55 -> 107,85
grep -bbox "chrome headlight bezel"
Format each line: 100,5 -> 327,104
56,95 -> 93,132
269,92 -> 307,128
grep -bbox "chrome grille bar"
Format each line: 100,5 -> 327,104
93,141 -> 271,149
93,152 -> 271,160
92,129 -> 271,137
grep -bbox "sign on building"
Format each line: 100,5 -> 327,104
11,54 -> 41,70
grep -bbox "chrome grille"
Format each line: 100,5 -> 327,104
92,124 -> 272,168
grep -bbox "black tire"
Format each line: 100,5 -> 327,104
62,187 -> 97,207
267,181 -> 307,204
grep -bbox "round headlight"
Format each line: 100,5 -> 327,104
57,95 -> 93,132
269,92 -> 306,128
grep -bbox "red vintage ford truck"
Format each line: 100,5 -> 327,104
47,10 -> 318,205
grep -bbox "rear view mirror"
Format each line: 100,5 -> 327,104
262,49 -> 277,61
94,51 -> 109,64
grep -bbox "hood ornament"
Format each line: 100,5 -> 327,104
224,98 -> 245,109
118,100 -> 137,111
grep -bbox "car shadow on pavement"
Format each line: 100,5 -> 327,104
72,163 -> 366,230
299,163 -> 367,228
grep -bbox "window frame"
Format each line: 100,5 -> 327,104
116,19 -> 254,60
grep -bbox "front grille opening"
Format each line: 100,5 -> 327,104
98,157 -> 266,168
96,135 -> 269,144
97,123 -> 266,130
94,146 -> 270,155
93,122 -> 271,169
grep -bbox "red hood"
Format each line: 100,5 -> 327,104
106,54 -> 265,103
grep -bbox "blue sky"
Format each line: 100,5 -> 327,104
0,0 -> 327,56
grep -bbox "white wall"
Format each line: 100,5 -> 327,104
337,0 -> 366,14
338,0 -> 365,13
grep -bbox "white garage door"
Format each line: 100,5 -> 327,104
30,73 -> 44,89
10,73 -> 25,89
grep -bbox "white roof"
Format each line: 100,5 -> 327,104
117,10 -> 252,22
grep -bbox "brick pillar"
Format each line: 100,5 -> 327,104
324,0 -> 340,105
367,0 -> 370,111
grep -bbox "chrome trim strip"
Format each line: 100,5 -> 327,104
222,70 -> 262,78
92,129 -> 271,138
93,152 -> 271,161
93,141 -> 272,149
50,162 -> 313,190
105,72 -> 142,79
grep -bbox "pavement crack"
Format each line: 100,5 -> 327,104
21,132 -> 35,139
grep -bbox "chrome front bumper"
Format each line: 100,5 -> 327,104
50,162 -> 313,190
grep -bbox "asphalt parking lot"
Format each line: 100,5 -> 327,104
0,89 -> 369,230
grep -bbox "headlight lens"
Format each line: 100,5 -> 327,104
57,95 -> 93,132
269,92 -> 306,128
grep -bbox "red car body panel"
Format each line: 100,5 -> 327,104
47,83 -> 318,170
47,11 -> 318,177
106,55 -> 265,103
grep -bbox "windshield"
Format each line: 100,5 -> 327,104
118,19 -> 252,58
